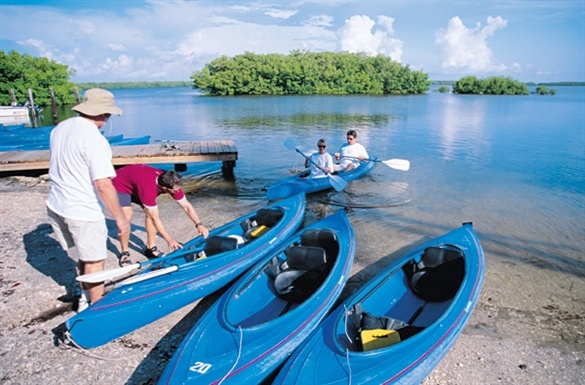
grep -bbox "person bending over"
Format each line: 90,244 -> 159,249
112,164 -> 209,265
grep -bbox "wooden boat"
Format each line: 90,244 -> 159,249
158,210 -> 355,384
65,193 -> 306,349
273,222 -> 485,385
264,159 -> 376,200
0,107 -> 30,126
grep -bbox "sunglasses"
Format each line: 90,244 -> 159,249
318,145 -> 327,148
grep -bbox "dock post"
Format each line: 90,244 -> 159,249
73,86 -> 81,104
222,160 -> 236,178
27,89 -> 37,127
49,87 -> 59,125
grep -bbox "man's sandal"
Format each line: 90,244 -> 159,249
144,246 -> 162,259
118,251 -> 132,267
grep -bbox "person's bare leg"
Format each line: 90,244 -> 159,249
79,260 -> 105,303
143,208 -> 157,249
119,206 -> 133,252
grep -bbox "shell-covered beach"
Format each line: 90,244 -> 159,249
0,176 -> 582,384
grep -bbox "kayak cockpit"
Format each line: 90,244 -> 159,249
226,228 -> 339,327
338,244 -> 466,352
169,207 -> 285,264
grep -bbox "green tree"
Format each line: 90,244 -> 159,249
0,50 -> 78,106
191,51 -> 430,96
535,85 -> 557,95
453,76 -> 529,95
435,86 -> 451,93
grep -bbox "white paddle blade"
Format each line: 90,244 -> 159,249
283,138 -> 297,150
329,174 -> 348,191
117,266 -> 178,286
383,159 -> 410,171
76,263 -> 141,283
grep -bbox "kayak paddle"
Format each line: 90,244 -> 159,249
283,138 -> 347,192
343,156 -> 410,171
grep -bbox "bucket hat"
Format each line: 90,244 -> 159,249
72,88 -> 123,116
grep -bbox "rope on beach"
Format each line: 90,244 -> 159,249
60,330 -> 145,361
218,326 -> 243,384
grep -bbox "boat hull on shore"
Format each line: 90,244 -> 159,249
273,222 -> 485,385
65,193 -> 306,349
158,210 -> 355,385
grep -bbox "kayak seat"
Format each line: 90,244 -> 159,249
256,208 -> 285,227
241,208 -> 285,241
274,245 -> 328,304
203,235 -> 239,256
402,245 -> 465,302
299,229 -> 339,274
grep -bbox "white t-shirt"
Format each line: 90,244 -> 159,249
337,142 -> 369,169
308,152 -> 334,177
46,117 -> 116,221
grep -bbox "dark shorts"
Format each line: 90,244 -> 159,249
118,193 -> 143,207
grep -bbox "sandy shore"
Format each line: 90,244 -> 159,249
0,176 -> 583,385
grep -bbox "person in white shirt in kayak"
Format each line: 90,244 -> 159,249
304,138 -> 334,177
334,129 -> 369,173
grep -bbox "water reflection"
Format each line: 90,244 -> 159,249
436,95 -> 489,163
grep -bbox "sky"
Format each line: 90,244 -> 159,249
1,1 -> 583,83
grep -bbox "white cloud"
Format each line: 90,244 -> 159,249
108,43 -> 126,52
265,9 -> 297,19
17,39 -> 54,59
336,15 -> 403,61
435,16 -> 508,74
302,15 -> 334,27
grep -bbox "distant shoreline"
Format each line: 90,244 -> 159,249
75,80 -> 585,90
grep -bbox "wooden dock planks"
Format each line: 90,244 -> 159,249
0,140 -> 238,173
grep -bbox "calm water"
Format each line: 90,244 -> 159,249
44,86 -> 585,276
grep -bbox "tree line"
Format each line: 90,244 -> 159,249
0,50 -> 78,106
191,51 -> 430,96
1,49 -> 577,106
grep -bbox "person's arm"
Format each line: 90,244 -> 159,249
95,178 -> 130,237
324,153 -> 334,173
144,206 -> 183,251
177,199 -> 209,238
360,145 -> 369,162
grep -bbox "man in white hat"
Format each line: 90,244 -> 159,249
46,88 -> 130,311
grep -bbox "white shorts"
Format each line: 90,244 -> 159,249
334,159 -> 355,171
47,208 -> 107,262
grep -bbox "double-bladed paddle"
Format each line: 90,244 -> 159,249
76,244 -> 197,283
342,156 -> 411,171
283,138 -> 348,192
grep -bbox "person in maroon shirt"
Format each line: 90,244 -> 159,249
112,164 -> 209,265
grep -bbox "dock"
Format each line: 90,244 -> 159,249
0,140 -> 238,176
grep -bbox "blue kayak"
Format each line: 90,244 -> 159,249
264,159 -> 376,200
65,193 -> 306,349
274,222 -> 485,385
158,210 -> 355,385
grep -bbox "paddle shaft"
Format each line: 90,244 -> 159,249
297,149 -> 331,175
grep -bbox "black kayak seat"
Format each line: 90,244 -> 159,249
403,245 -> 465,302
274,245 -> 328,303
203,235 -> 239,256
241,207 -> 285,241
